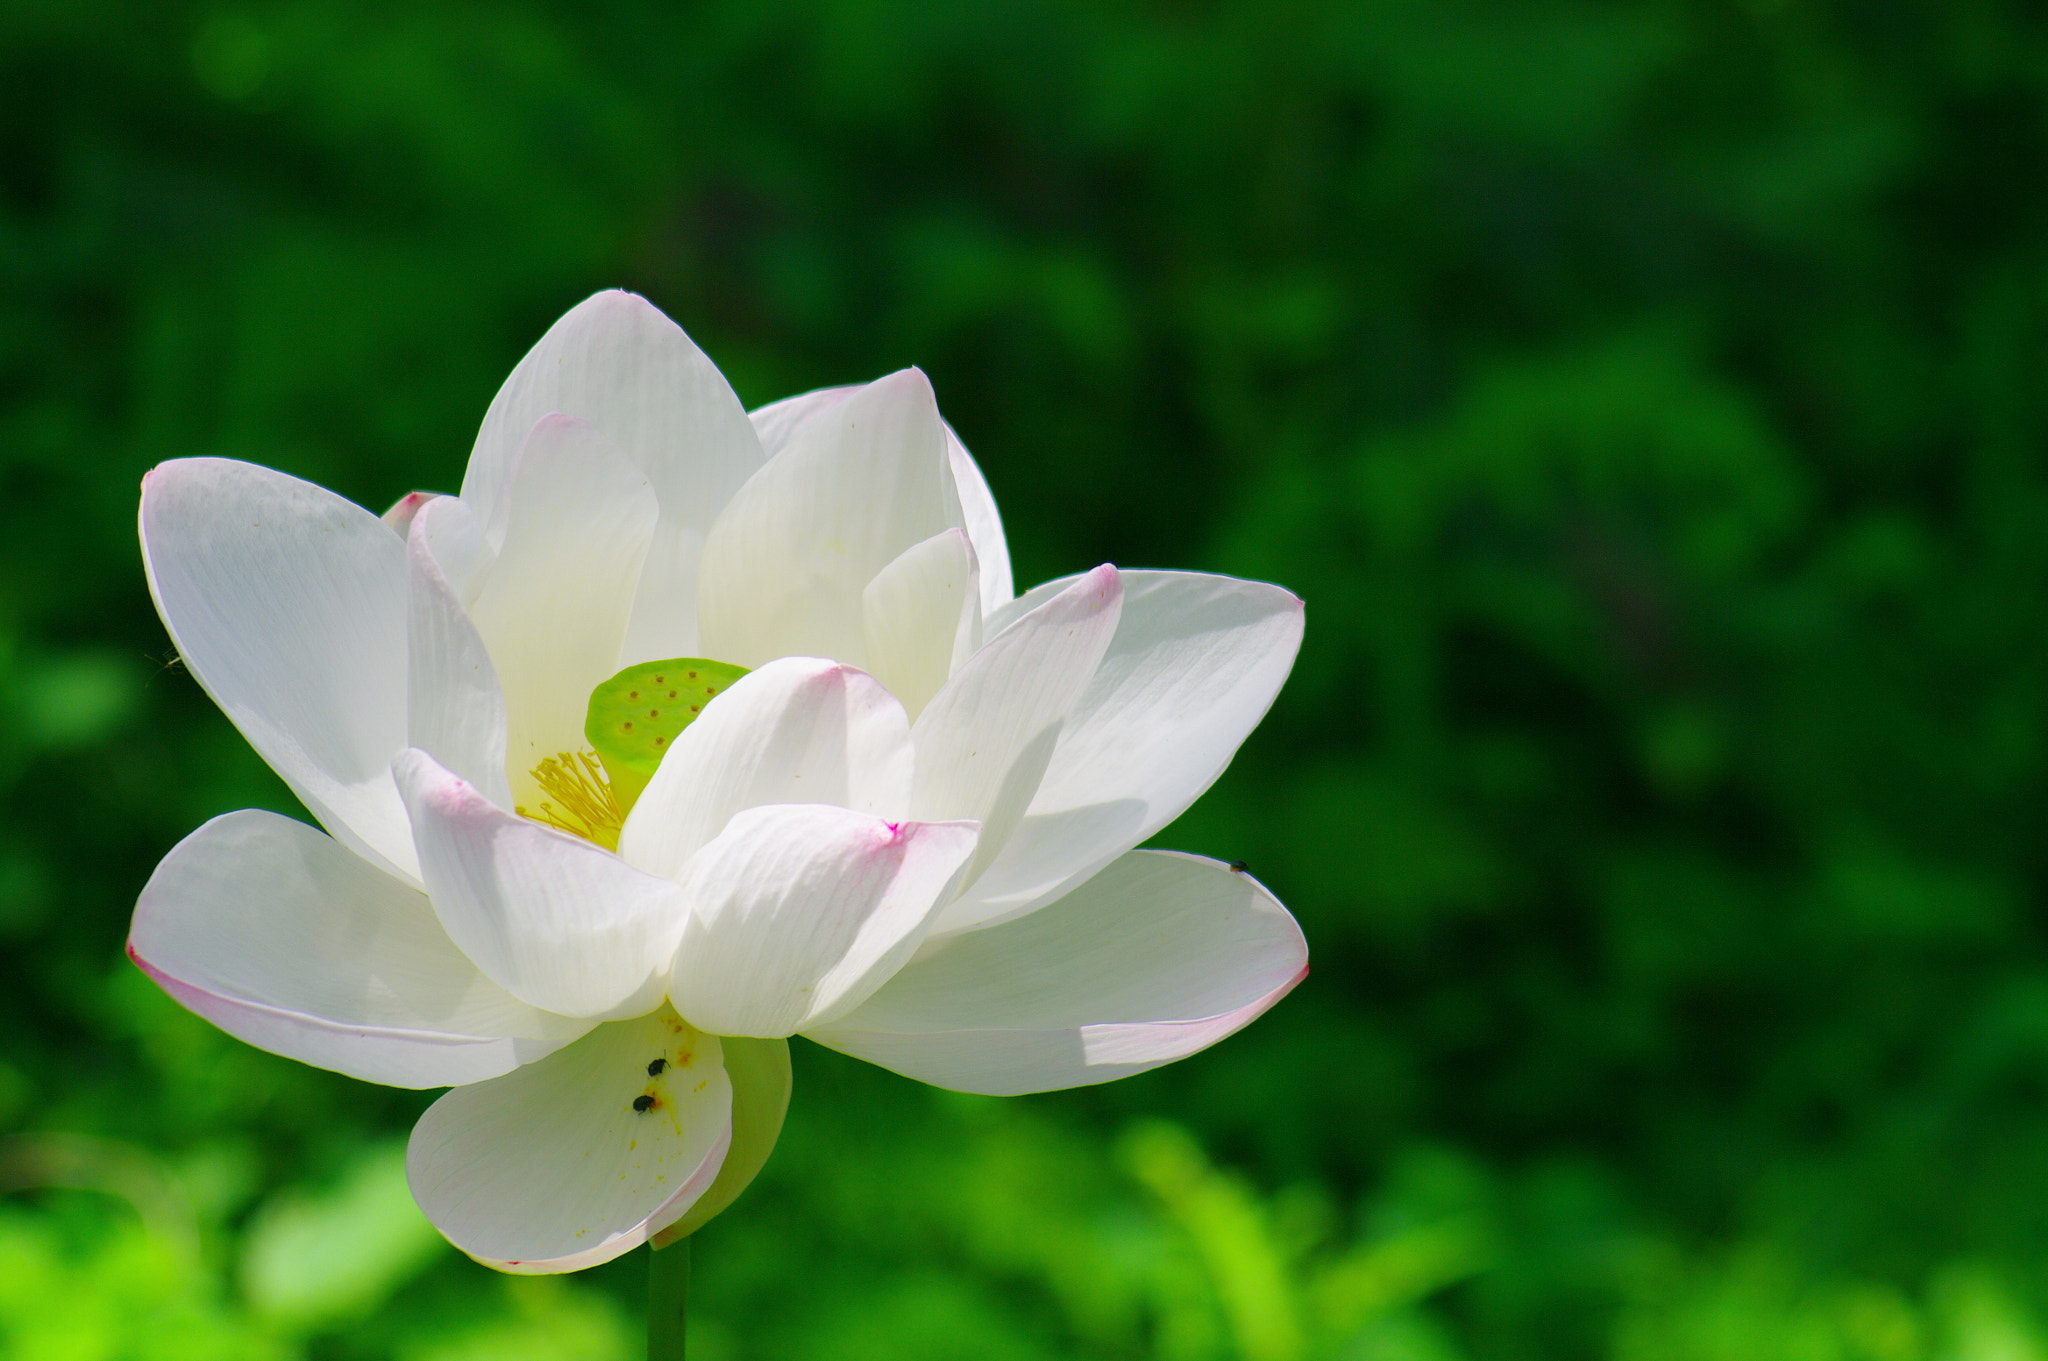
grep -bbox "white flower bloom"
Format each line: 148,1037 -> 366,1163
130,292 -> 1308,1273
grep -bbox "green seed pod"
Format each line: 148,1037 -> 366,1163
583,658 -> 749,814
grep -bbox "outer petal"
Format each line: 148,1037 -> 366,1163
130,811 -> 590,1088
669,805 -> 979,1038
462,291 -> 764,663
807,851 -> 1308,1096
407,498 -> 511,809
408,1010 -> 731,1273
748,387 -> 1011,614
395,750 -> 686,1019
653,1035 -> 791,1243
699,369 -> 965,669
912,565 -> 1122,903
140,458 -> 417,882
617,657 -> 913,883
465,415 -> 657,806
943,571 -> 1305,931
861,528 -> 981,722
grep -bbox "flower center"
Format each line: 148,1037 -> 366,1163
517,751 -> 623,850
514,656 -> 750,848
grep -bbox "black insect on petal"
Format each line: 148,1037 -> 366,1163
1229,860 -> 1249,873
647,1058 -> 668,1077
633,1095 -> 656,1113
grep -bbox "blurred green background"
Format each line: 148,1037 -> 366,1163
6,0 -> 2048,1357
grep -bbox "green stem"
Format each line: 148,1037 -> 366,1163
648,1238 -> 690,1361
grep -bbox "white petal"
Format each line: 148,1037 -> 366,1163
412,489 -> 486,600
944,571 -> 1305,931
747,387 -> 1011,615
617,657 -> 913,882
945,425 -> 1012,616
130,811 -> 589,1088
462,291 -> 764,663
911,565 -> 1122,902
407,499 -> 511,809
808,851 -> 1307,1095
699,369 -> 965,668
408,1010 -> 731,1273
395,750 -> 686,1019
465,415 -> 657,805
861,528 -> 981,722
653,1035 -> 790,1243
140,458 -> 417,882
747,384 -> 857,457
669,805 -> 979,1038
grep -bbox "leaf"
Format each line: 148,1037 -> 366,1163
239,1140 -> 444,1331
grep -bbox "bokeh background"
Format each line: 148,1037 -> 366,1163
6,1 -> 2048,1357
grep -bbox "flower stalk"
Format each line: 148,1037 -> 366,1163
648,1238 -> 690,1360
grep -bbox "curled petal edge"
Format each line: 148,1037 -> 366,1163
469,1121 -> 732,1275
126,943 -> 589,1090
809,963 -> 1308,1097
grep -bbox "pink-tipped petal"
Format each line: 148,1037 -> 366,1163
130,811 -> 589,1088
807,851 -> 1307,1096
617,657 -> 913,882
911,565 -> 1122,906
395,750 -> 686,1019
381,490 -> 441,535
943,570 -> 1304,931
669,805 -> 980,1038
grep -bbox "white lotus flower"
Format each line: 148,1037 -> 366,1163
130,292 -> 1307,1273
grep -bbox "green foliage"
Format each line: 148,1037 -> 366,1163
238,1141 -> 444,1330
8,0 -> 2048,1355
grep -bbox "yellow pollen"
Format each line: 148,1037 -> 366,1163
516,751 -> 623,850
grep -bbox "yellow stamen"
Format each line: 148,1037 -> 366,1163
516,751 -> 623,851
